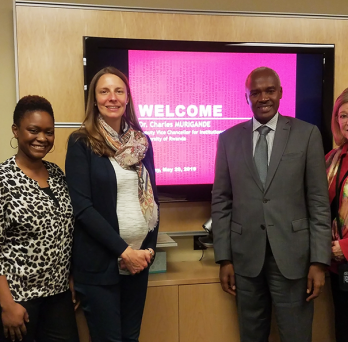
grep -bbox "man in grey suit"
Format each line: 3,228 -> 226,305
212,67 -> 331,342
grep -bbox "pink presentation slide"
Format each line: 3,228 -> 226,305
128,51 -> 297,185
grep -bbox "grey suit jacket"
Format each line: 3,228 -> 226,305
212,114 -> 331,279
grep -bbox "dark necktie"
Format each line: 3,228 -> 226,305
254,125 -> 271,186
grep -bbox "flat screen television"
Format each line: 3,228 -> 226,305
83,38 -> 334,202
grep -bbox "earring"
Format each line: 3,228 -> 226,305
10,137 -> 18,149
94,102 -> 97,106
48,145 -> 56,153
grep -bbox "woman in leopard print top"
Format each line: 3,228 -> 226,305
0,96 -> 79,342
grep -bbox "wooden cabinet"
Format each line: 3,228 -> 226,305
140,281 -> 240,342
138,261 -> 335,342
75,260 -> 335,342
139,261 -> 241,342
140,286 -> 179,342
179,283 -> 239,342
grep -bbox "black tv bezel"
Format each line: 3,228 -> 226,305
83,37 -> 335,202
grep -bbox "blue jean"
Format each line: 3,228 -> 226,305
74,268 -> 149,342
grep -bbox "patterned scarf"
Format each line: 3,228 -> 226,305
98,116 -> 158,232
326,143 -> 348,241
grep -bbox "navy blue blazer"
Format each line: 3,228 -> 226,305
65,134 -> 159,285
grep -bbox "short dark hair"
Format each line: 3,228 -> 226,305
13,95 -> 54,127
245,67 -> 281,89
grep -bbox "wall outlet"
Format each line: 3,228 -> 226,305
193,235 -> 208,250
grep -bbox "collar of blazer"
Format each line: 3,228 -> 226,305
242,114 -> 291,193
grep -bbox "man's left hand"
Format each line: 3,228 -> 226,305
306,263 -> 326,302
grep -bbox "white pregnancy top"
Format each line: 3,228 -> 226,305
109,158 -> 148,275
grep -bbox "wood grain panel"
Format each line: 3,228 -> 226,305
312,279 -> 335,342
16,6 -> 348,124
148,260 -> 219,287
140,285 -> 179,342
44,127 -> 77,170
179,283 -> 240,342
159,201 -> 211,233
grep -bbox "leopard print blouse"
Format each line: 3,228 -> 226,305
0,156 -> 74,301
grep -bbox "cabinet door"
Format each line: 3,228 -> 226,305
179,283 -> 240,342
312,280 -> 335,342
140,285 -> 179,342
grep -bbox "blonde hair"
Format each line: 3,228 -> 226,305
332,88 -> 348,147
73,66 -> 142,156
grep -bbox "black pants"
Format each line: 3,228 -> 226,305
330,271 -> 348,342
0,290 -> 79,342
75,269 -> 149,342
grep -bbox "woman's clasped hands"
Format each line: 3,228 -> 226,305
119,247 -> 154,274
